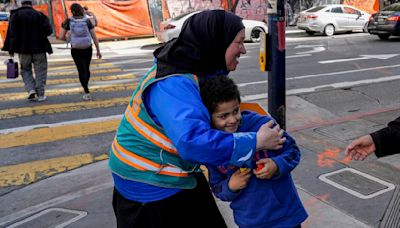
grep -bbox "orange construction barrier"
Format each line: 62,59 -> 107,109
52,0 -> 154,40
240,102 -> 269,116
342,0 -> 380,14
0,21 -> 8,49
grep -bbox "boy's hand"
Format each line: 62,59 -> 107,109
228,169 -> 251,192
253,158 -> 278,179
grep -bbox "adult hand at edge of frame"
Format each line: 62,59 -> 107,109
345,135 -> 376,161
256,120 -> 286,151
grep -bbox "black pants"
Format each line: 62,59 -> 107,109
112,172 -> 227,228
71,47 -> 92,93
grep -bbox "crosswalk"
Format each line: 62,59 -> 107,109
0,54 -> 144,189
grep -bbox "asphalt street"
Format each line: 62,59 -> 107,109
0,29 -> 399,227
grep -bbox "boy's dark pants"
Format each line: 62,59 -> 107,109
112,172 -> 227,228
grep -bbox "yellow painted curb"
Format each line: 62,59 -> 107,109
0,153 -> 109,187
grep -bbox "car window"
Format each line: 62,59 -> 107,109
307,6 -> 326,12
383,3 -> 400,11
344,7 -> 359,14
331,7 -> 343,13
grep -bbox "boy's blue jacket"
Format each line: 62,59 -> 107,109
208,111 -> 308,227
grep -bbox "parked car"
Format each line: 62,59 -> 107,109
156,11 -> 268,43
367,3 -> 400,40
297,4 -> 370,36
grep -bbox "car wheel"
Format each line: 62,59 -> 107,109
306,31 -> 315,35
324,24 -> 335,36
378,34 -> 390,40
363,23 -> 369,33
250,27 -> 265,43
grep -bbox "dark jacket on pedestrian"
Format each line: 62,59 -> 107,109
371,116 -> 400,157
2,6 -> 53,55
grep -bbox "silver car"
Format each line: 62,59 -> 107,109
156,11 -> 268,43
297,4 -> 370,36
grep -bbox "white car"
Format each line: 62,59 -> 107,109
156,11 -> 268,43
297,4 -> 370,36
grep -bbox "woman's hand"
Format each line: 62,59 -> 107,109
96,51 -> 102,59
228,168 -> 251,192
256,120 -> 286,150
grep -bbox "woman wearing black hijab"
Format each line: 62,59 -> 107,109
109,10 -> 286,227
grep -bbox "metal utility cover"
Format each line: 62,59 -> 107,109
319,168 -> 395,199
7,208 -> 87,228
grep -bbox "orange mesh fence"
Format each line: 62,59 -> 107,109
57,0 -> 153,40
342,0 -> 380,14
33,4 -> 49,17
0,21 -> 8,49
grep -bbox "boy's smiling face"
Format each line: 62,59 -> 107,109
211,99 -> 241,133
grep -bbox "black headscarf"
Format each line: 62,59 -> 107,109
154,10 -> 244,78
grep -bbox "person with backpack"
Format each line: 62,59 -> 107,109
60,3 -> 102,101
2,0 -> 53,102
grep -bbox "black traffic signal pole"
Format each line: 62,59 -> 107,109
267,0 -> 286,129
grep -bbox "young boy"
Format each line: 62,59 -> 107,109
200,76 -> 308,228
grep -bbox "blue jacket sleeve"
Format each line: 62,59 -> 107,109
144,76 -> 256,167
239,111 -> 301,178
207,166 -> 242,201
270,133 -> 301,179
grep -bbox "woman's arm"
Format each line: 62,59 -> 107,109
89,29 -> 102,59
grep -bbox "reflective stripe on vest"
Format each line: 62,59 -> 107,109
111,138 -> 189,177
124,107 -> 178,154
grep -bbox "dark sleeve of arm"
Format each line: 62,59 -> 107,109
87,19 -> 94,30
370,116 -> 400,158
41,13 -> 53,36
61,18 -> 70,31
207,166 -> 241,201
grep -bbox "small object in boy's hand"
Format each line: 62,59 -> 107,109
256,164 -> 264,172
239,168 -> 249,172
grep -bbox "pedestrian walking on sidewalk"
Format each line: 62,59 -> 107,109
109,10 -> 286,227
60,3 -> 102,101
2,0 -> 53,102
201,76 -> 308,228
345,116 -> 400,160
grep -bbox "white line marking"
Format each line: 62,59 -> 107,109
237,64 -> 400,87
0,182 -> 112,226
287,54 -> 311,59
241,74 -> 400,101
6,208 -> 87,228
0,114 -> 123,134
319,168 -> 395,199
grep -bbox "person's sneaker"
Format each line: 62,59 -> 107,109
28,90 -> 36,101
37,96 -> 47,102
82,93 -> 92,101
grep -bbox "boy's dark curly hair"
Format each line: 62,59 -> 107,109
200,76 -> 241,114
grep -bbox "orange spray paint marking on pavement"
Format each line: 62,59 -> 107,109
317,148 -> 351,168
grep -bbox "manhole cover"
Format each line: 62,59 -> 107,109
6,208 -> 87,228
319,168 -> 395,199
